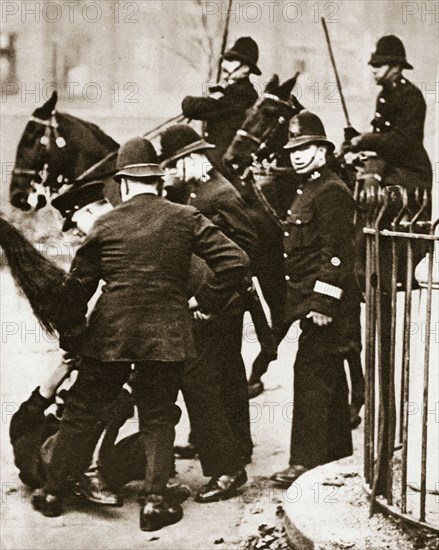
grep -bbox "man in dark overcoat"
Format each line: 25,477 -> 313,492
270,111 -> 358,486
32,137 -> 250,531
159,125 -> 259,497
181,36 -> 260,173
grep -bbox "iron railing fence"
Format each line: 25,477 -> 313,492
360,183 -> 438,533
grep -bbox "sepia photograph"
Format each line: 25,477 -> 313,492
0,1 -> 438,548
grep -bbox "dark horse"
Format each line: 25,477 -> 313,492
10,91 -> 120,212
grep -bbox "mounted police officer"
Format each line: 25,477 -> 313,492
181,37 -> 260,173
345,35 -> 433,494
270,111 -> 357,486
160,125 -> 259,498
32,137 -> 250,531
348,35 -> 432,199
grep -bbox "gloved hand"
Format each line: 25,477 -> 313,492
344,126 -> 360,142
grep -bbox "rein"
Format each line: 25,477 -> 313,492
12,110 -> 68,186
235,94 -> 292,151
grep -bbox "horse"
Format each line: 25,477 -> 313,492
219,76 -> 304,381
10,91 -> 120,212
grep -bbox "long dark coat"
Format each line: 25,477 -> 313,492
56,193 -> 250,362
283,167 -> 360,354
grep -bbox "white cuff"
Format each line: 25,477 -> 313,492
314,280 -> 343,300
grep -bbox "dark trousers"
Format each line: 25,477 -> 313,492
183,313 -> 252,477
289,319 -> 353,468
44,358 -> 183,496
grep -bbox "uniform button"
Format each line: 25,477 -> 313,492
283,252 -> 288,258
385,121 -> 391,127
284,231 -> 289,237
241,181 -> 246,187
401,78 -> 406,84
190,192 -> 197,198
287,209 -> 292,215
376,128 -> 381,133
297,188 -> 303,195
296,219 -> 302,225
375,112 -> 381,118
285,275 -> 290,281
379,97 -> 385,103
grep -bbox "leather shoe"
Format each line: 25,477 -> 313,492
174,443 -> 197,459
139,494 -> 183,531
31,488 -> 63,517
270,465 -> 309,486
195,469 -> 247,503
74,470 -> 123,507
248,380 -> 264,399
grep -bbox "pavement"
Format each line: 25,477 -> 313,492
0,266 -> 295,549
1,266 -> 437,550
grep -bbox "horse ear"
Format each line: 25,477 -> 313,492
277,72 -> 300,100
264,74 -> 280,94
33,91 -> 58,119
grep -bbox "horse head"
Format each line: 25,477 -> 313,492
10,91 -> 119,211
223,73 -> 302,175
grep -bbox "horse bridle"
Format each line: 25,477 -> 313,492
12,111 -> 68,186
236,93 -> 293,150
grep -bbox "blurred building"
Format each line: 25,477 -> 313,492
1,0 -> 438,213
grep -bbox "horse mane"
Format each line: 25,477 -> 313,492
0,217 -> 66,335
58,113 -> 119,152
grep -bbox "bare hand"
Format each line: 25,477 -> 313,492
307,311 -> 333,326
192,310 -> 212,321
188,297 -> 211,320
188,297 -> 198,310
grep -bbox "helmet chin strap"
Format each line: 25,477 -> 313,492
294,146 -> 326,175
378,65 -> 400,86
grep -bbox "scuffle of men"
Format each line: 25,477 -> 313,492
7,34 -> 432,532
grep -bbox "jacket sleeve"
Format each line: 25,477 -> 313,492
182,83 -> 256,121
55,225 -> 102,339
356,86 -> 426,159
308,188 -> 355,317
212,191 -> 259,266
191,210 -> 250,313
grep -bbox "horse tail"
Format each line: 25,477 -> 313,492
0,217 -> 66,335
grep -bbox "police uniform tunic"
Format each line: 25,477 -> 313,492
355,77 -> 432,192
283,167 -> 356,468
182,78 -> 258,164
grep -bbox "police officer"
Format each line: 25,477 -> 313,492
160,125 -> 258,489
270,111 -> 357,486
346,35 -> 433,494
181,36 -> 260,173
32,137 -> 250,531
349,35 -> 432,197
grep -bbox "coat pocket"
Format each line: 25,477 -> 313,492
285,210 -> 315,249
